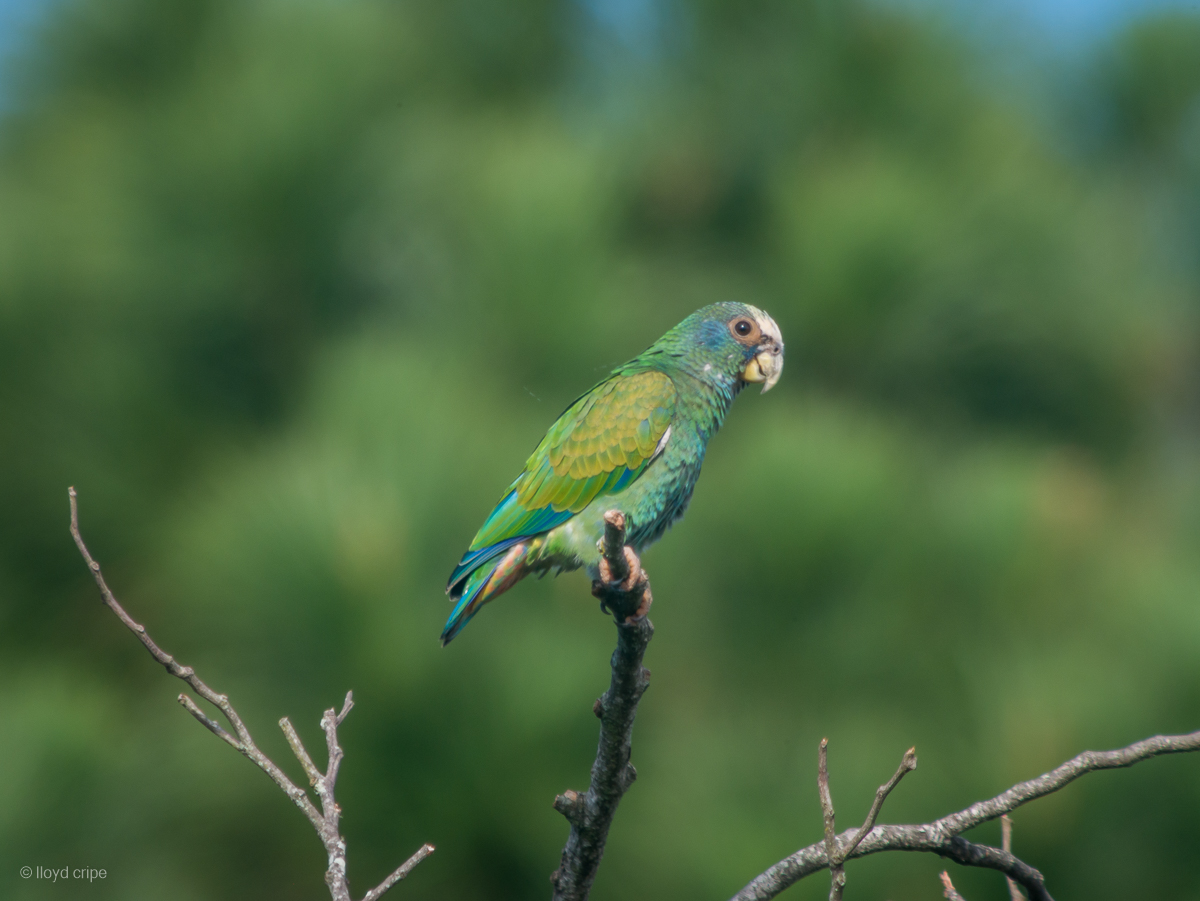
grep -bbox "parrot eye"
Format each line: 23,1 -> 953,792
730,317 -> 760,344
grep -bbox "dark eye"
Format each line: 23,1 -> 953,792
734,319 -> 753,336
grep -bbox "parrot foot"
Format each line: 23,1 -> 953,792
592,545 -> 653,625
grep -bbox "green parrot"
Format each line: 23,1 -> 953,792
442,302 -> 784,644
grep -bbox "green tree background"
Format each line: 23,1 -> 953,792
4,1 -> 1200,899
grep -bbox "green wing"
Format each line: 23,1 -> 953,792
443,368 -> 676,638
465,370 -> 677,556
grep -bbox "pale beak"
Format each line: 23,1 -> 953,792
740,307 -> 784,393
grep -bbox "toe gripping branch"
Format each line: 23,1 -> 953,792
592,511 -> 653,624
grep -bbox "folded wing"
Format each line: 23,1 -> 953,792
447,369 -> 677,595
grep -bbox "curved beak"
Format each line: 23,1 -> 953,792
740,308 -> 784,393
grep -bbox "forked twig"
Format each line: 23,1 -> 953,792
817,739 -> 843,900
842,746 -> 917,859
817,740 -> 916,900
732,730 -> 1200,901
69,487 -> 432,901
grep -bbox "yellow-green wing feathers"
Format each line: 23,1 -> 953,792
520,371 -> 675,510
465,370 -> 676,555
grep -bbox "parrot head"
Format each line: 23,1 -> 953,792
653,302 -> 784,393
728,305 -> 784,393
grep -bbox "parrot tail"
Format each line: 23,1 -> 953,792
441,541 -> 531,645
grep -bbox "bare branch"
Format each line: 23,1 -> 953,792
69,488 -> 322,830
179,693 -> 240,749
816,739 -> 843,901
935,835 -> 1049,901
940,871 -> 968,901
842,746 -> 917,859
336,691 -> 356,725
1002,815 -> 1024,901
362,845 -> 436,901
600,511 -> 631,585
281,717 -> 323,787
730,728 -> 1200,901
551,511 -> 654,901
816,741 -> 915,901
69,488 -> 432,901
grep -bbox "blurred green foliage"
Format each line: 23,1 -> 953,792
3,1 -> 1200,899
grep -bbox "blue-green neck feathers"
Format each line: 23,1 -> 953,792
617,302 -> 767,439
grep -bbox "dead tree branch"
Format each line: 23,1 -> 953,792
817,739 -> 843,901
816,739 -> 918,901
550,511 -> 654,901
934,834 -> 1050,900
69,487 -> 433,901
731,729 -> 1200,901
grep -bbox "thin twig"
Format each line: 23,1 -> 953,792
842,746 -> 917,859
817,739 -> 843,901
551,511 -> 654,901
69,487 -> 432,901
179,693 -> 240,749
817,742 -> 915,901
730,728 -> 1200,901
940,871 -> 968,901
281,717 -> 324,787
362,845 -> 436,901
1002,815 -> 1023,901
69,488 -> 322,830
337,692 -> 356,725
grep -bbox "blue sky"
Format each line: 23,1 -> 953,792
0,0 -> 46,53
1003,0 -> 1198,39
906,0 -> 1200,48
579,0 -> 1200,48
0,0 -> 50,88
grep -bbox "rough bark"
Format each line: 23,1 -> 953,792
550,511 -> 654,901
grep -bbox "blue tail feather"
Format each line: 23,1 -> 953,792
447,536 -> 525,594
441,566 -> 492,645
442,543 -> 529,645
